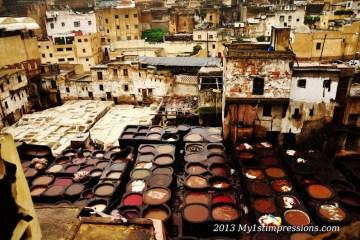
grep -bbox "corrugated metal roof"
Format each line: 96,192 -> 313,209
139,56 -> 221,67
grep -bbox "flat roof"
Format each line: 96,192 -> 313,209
139,56 -> 221,67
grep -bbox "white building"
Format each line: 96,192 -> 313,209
45,9 -> 97,37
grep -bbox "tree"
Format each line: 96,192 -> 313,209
191,44 -> 202,55
256,35 -> 267,42
141,28 -> 166,43
304,16 -> 320,27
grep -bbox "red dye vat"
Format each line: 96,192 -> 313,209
54,178 -> 73,186
123,193 -> 143,206
212,195 -> 235,204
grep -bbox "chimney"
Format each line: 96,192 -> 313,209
270,26 -> 291,52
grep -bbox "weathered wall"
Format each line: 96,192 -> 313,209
173,75 -> 198,96
224,58 -> 292,98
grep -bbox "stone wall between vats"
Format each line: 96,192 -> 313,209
224,58 -> 292,99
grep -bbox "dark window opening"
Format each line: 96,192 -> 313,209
297,79 -> 306,88
323,79 -> 331,91
97,72 -> 103,80
88,91 -> 93,98
252,77 -> 264,95
99,84 -> 104,91
263,104 -> 272,117
292,108 -> 302,120
123,69 -> 128,76
309,107 -> 314,117
66,87 -> 70,93
17,76 -> 22,83
124,84 -> 129,92
316,42 -> 322,50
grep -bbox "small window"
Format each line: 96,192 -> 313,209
82,49 -> 86,53
67,58 -> 74,61
309,107 -> 314,116
209,34 -> 213,39
42,53 -> 45,58
209,15 -> 213,21
78,39 -> 82,43
97,72 -> 103,80
127,36 -> 131,40
123,69 -> 128,76
57,48 -> 64,52
4,101 -> 8,109
106,92 -> 111,98
263,104 -> 272,117
107,29 -> 110,33
105,18 -> 109,23
88,91 -> 93,98
58,58 -> 65,62
86,58 -> 89,62
212,44 -> 216,49
133,14 -> 137,18
84,38 -> 88,42
297,79 -> 306,88
0,84 -> 3,92
17,76 -> 22,83
49,53 -> 53,57
61,22 -> 65,27
125,14 -> 129,18
126,25 -> 129,29
74,21 -> 80,27
198,35 -> 202,40
115,15 -> 119,19
66,87 -> 70,93
99,84 -> 104,91
46,45 -> 49,49
124,84 -> 129,91
66,47 -> 72,51
279,15 -> 285,22
50,23 -> 54,29
296,18 -> 300,22
88,20 -> 92,25
252,77 -> 264,95
134,36 -> 138,40
116,25 -> 120,30
134,24 -> 138,29
113,69 -> 118,76
288,16 -> 292,21
323,80 -> 331,91
316,42 -> 321,50
184,22 -> 186,27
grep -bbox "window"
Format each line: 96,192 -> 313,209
116,25 -> 120,30
133,14 -> 137,18
117,36 -> 121,41
115,15 -> 119,19
50,53 -> 53,57
106,92 -> 111,98
263,104 -> 272,117
66,47 -> 72,51
58,58 -> 65,62
0,84 -> 3,92
107,29 -> 110,33
296,18 -> 300,22
17,76 -> 22,83
288,16 -> 292,22
323,80 -> 331,91
67,58 -> 74,61
105,18 -> 109,24
184,22 -> 186,27
4,101 -> 8,109
134,36 -> 138,40
123,69 -> 128,76
74,21 -> 80,27
84,38 -> 88,42
88,91 -> 93,98
51,80 -> 56,88
66,87 -> 70,93
88,20 -> 92,25
124,84 -> 129,91
126,25 -> 129,29
252,77 -> 264,95
50,23 -> 54,29
57,48 -> 64,52
135,24 -> 138,29
316,42 -> 321,50
209,34 -> 213,39
279,15 -> 285,22
125,14 -> 129,18
42,54 -> 45,58
113,69 -> 118,76
113,97 -> 118,104
198,35 -> 202,40
82,49 -> 86,53
127,36 -> 131,40
78,39 -> 82,43
99,84 -> 104,91
86,58 -> 89,62
61,22 -> 65,27
209,15 -> 213,21
292,108 -> 301,119
97,72 -> 103,80
309,107 -> 314,117
212,44 -> 216,49
297,79 -> 306,88
46,45 -> 49,49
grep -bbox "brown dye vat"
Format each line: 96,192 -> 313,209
184,133 -> 203,142
260,157 -> 279,166
47,164 -> 63,173
207,154 -> 225,164
153,154 -> 174,165
143,205 -> 170,221
94,183 -> 115,197
139,145 -> 156,153
157,145 -> 175,154
249,181 -> 272,197
153,167 -> 173,175
185,176 -> 209,189
147,174 -> 172,188
238,152 -> 254,160
25,168 -> 38,178
121,133 -> 134,139
96,161 -> 109,169
284,209 -> 311,226
186,163 -> 207,175
253,198 -> 276,213
271,179 -> 292,193
131,169 -> 151,179
32,175 -> 54,186
185,153 -> 207,163
89,169 -> 102,177
276,195 -> 300,209
55,156 -> 70,164
65,165 -> 80,174
183,204 -> 209,223
149,126 -> 163,133
207,144 -> 224,153
111,162 -> 127,171
210,164 -> 228,176
86,158 -> 99,165
147,133 -> 161,140
65,183 -> 85,196
265,167 -> 286,178
318,204 -> 347,223
138,153 -> 155,162
244,169 -> 265,180
211,204 -> 239,222
30,185 -> 47,196
185,192 -> 209,205
43,185 -> 65,197
72,157 -> 87,165
206,134 -> 222,143
143,187 -> 171,205
306,184 -> 334,200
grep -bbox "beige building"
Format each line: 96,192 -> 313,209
38,32 -> 103,72
0,69 -> 30,128
293,21 -> 360,60
96,3 -> 141,45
